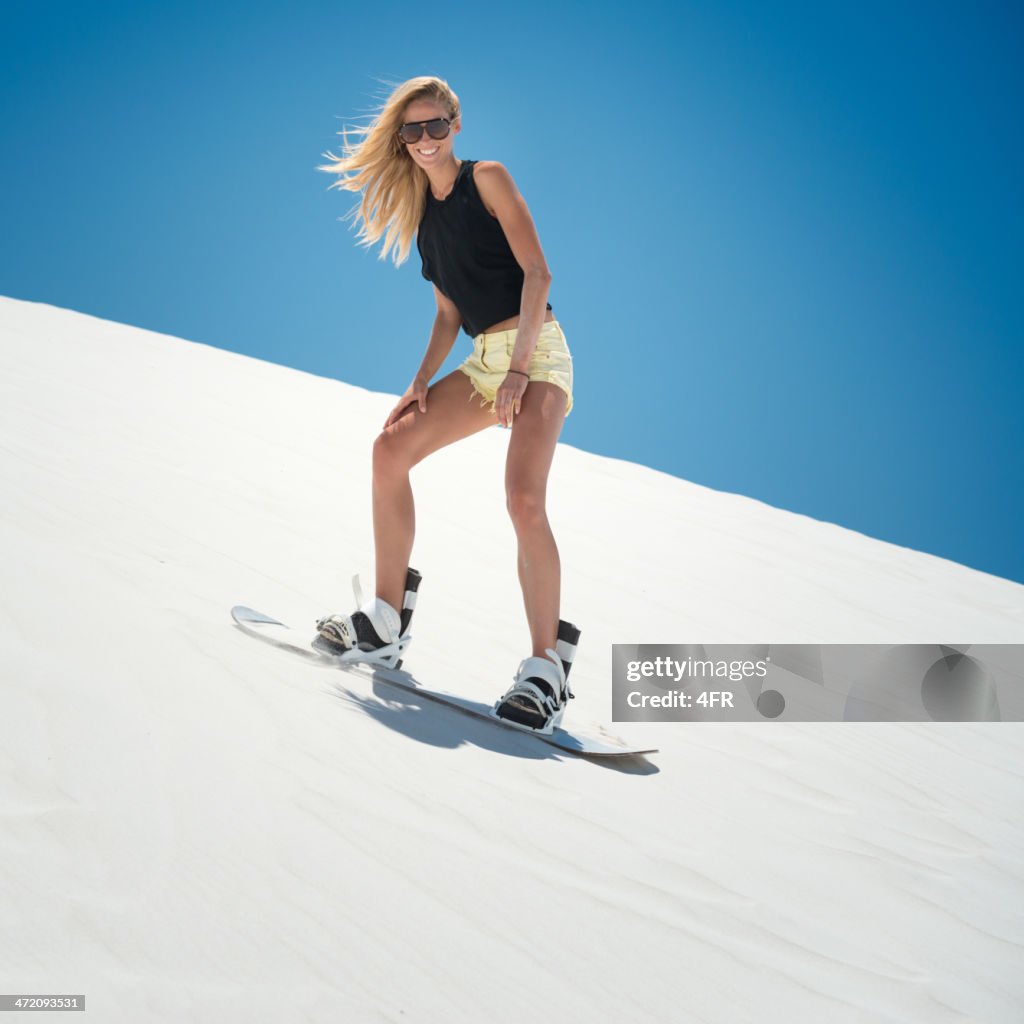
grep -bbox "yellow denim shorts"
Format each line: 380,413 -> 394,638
458,319 -> 574,417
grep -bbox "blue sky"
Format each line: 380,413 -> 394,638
2,0 -> 1022,584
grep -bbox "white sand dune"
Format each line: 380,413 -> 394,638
1,295 -> 1022,1023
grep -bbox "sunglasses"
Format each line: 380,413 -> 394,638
397,117 -> 453,145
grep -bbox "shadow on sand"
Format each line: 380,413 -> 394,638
325,666 -> 659,776
231,616 -> 657,774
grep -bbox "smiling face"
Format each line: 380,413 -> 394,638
399,96 -> 461,169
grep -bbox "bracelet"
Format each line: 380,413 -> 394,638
507,369 -> 530,378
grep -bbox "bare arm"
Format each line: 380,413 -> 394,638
383,284 -> 463,428
472,161 -> 552,372
415,285 -> 463,381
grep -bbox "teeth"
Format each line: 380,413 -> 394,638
420,148 -> 438,156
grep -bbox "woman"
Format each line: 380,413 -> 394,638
315,75 -> 580,734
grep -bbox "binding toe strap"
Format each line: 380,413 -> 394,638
503,649 -> 570,712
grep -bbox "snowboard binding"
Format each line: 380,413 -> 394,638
314,567 -> 421,671
492,619 -> 581,735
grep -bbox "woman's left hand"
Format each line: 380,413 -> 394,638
496,371 -> 529,428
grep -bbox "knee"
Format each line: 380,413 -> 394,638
373,428 -> 413,479
506,486 -> 547,531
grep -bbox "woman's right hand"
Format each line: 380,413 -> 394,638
383,375 -> 429,429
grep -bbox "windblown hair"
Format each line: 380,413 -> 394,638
316,76 -> 461,267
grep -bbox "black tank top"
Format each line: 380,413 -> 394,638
417,159 -> 552,338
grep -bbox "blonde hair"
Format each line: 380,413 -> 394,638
316,76 -> 461,267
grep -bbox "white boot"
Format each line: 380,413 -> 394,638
315,573 -> 412,670
493,648 -> 573,735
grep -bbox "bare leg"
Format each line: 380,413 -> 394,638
504,382 -> 568,655
372,370 -> 496,611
